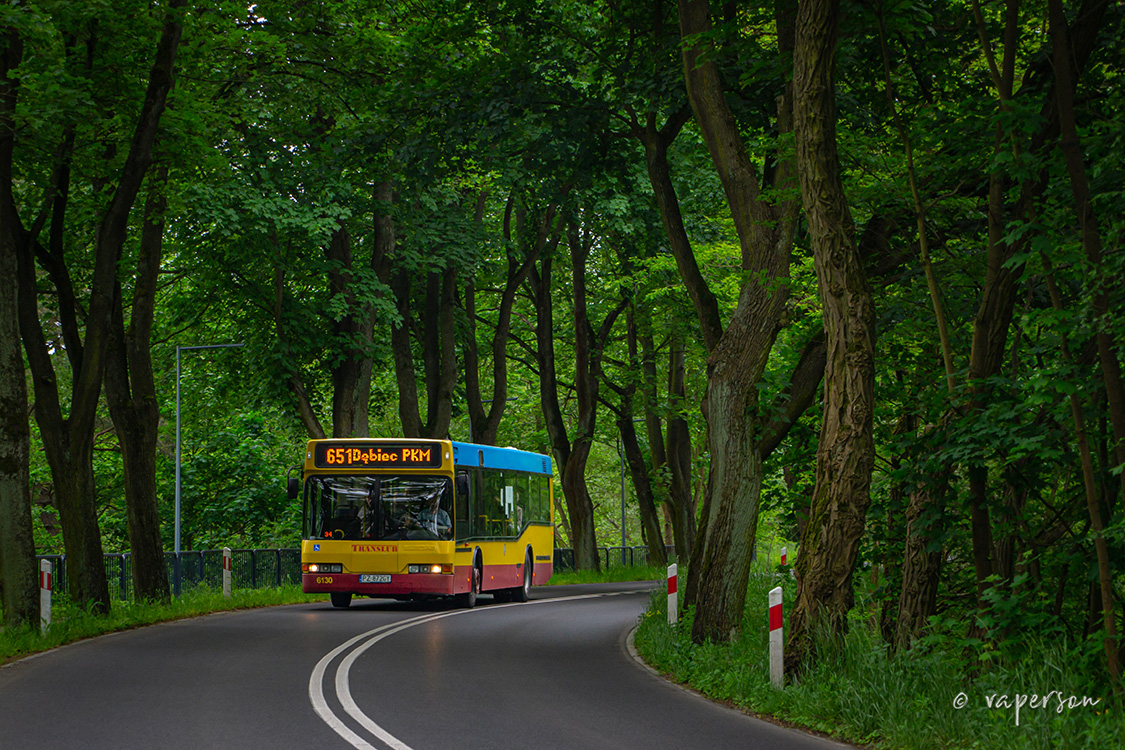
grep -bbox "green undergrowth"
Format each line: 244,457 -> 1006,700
633,568 -> 1123,749
546,564 -> 663,586
1,585 -> 324,666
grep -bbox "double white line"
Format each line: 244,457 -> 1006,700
309,609 -> 463,750
308,591 -> 636,750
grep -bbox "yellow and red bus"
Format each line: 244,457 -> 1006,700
290,438 -> 554,608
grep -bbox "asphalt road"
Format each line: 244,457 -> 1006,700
0,583 -> 851,750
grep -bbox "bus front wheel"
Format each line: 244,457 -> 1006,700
455,560 -> 481,609
330,592 -> 352,609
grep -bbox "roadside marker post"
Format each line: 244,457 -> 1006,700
667,563 -> 678,625
39,559 -> 52,635
222,547 -> 232,598
769,586 -> 783,688
780,546 -> 787,566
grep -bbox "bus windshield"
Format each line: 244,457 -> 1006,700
304,475 -> 453,542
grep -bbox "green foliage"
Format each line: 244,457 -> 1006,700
9,1 -> 1125,707
171,411 -> 298,550
634,567 -> 1125,749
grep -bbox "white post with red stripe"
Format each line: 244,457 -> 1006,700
39,559 -> 52,634
667,563 -> 678,625
780,546 -> 787,566
222,547 -> 232,598
769,586 -> 783,688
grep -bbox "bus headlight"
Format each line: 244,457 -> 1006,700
408,564 -> 451,574
305,563 -> 343,573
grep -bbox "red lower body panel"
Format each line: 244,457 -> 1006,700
302,573 -> 454,597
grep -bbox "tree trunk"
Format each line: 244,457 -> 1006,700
606,306 -> 666,567
465,193 -> 553,445
676,0 -> 800,643
563,222 -> 617,571
1048,0 -> 1125,521
531,247 -> 599,569
637,107 -> 722,351
11,4 -> 184,613
326,225 -> 366,438
529,218 -> 626,572
104,171 -> 170,604
389,266 -> 456,440
787,0 -> 877,673
895,478 -> 945,649
618,411 -> 667,566
0,31 -> 37,625
959,0 -> 1109,623
637,318 -> 675,551
665,340 -> 695,561
1040,249 -> 1121,682
687,371 -> 765,641
422,268 -> 456,439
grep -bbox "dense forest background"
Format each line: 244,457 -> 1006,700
1,0 -> 1122,686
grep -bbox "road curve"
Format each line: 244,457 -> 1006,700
0,583 -> 850,750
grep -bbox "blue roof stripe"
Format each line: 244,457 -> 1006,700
450,441 -> 552,475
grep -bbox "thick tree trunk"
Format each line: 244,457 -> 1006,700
787,0 -> 877,673
0,32 -> 37,625
10,4 -> 184,614
676,0 -> 799,643
104,173 -> 170,603
687,369 -> 765,641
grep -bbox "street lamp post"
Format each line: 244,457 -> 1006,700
174,343 -> 244,596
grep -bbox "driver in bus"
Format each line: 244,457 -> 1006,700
412,498 -> 452,539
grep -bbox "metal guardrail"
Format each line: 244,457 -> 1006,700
552,545 -> 673,573
36,549 -> 303,602
35,544 -> 668,601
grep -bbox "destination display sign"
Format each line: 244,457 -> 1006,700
313,442 -> 442,469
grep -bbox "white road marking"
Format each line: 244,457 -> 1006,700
309,590 -> 647,750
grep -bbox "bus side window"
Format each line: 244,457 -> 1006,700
455,471 -> 471,540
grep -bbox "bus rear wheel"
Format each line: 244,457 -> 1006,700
330,592 -> 352,609
511,549 -> 532,603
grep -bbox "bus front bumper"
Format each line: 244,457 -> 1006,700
302,572 -> 457,597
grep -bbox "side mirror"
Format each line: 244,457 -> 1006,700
287,476 -> 300,500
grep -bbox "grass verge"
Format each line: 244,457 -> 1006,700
546,564 -> 663,586
633,565 -> 1123,749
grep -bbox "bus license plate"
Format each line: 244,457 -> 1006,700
360,574 -> 391,583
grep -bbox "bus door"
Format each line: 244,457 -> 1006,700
454,470 -> 472,540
